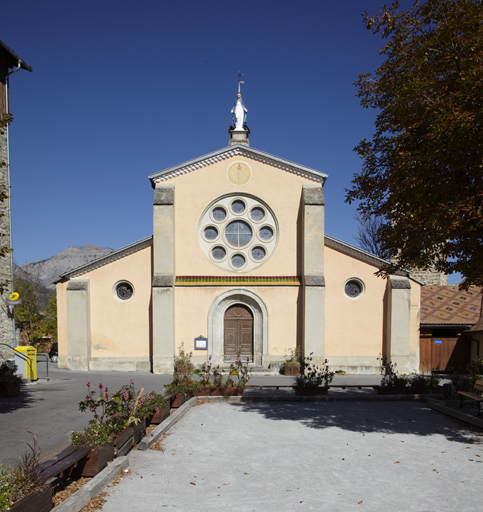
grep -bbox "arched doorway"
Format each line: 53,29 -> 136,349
224,305 -> 253,362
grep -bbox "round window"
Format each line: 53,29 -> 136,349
212,207 -> 227,222
225,220 -> 252,247
344,279 -> 364,298
115,281 -> 134,300
231,199 -> 246,214
259,226 -> 274,241
250,207 -> 265,222
212,246 -> 226,260
203,226 -> 218,241
199,194 -> 278,272
231,253 -> 246,268
251,246 -> 266,261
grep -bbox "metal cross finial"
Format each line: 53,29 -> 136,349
236,71 -> 244,94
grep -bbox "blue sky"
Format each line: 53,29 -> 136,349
4,0 -> 458,282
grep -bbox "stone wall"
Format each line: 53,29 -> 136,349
0,122 -> 13,359
411,269 -> 447,286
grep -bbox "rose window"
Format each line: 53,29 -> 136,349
199,195 -> 278,272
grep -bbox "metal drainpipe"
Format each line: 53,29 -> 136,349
5,60 -> 22,347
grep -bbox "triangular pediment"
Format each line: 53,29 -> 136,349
148,144 -> 327,186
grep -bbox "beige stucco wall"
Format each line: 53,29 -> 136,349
174,285 -> 301,363
324,246 -> 420,373
166,156 -> 314,277
58,246 -> 153,370
325,246 -> 386,357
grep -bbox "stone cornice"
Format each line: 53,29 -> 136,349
149,145 -> 327,186
58,236 -> 153,281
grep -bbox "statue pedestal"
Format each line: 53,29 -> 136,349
229,128 -> 249,146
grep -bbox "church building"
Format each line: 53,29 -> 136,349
56,84 -> 422,374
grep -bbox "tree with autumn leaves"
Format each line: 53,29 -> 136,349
346,0 -> 483,287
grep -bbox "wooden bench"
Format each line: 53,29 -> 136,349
457,380 -> 483,416
245,385 -> 293,390
38,444 -> 91,483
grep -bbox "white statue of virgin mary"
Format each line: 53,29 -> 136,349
231,91 -> 247,131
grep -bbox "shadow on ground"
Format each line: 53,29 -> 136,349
0,388 -> 40,414
229,400 -> 481,443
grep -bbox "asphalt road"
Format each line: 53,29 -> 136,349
0,364 -> 381,466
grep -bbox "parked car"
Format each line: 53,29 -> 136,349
49,342 -> 58,363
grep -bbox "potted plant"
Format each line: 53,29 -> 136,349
293,354 -> 334,396
408,374 -> 441,394
69,382 -> 120,475
164,343 -> 197,406
193,353 -> 251,396
282,347 -> 301,376
0,361 -> 22,397
0,436 -> 52,512
373,356 -> 410,395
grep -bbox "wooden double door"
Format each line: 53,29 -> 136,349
224,305 -> 253,362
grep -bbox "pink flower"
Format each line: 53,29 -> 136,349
99,383 -> 103,390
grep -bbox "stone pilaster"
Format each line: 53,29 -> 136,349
385,276 -> 414,373
66,278 -> 91,371
302,184 -> 326,361
152,185 -> 175,373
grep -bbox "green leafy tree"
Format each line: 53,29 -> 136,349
40,295 -> 57,344
346,0 -> 483,287
13,268 -> 55,348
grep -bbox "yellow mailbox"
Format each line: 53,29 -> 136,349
14,346 -> 37,381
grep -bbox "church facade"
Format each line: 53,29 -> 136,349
56,88 -> 421,374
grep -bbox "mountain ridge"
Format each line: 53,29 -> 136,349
18,245 -> 114,289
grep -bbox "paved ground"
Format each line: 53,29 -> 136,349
0,364 -> 379,464
101,400 -> 483,512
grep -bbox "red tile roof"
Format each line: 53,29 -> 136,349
420,285 -> 482,326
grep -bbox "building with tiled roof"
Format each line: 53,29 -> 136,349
420,285 -> 482,372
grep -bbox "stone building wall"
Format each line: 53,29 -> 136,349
411,269 -> 447,286
0,118 -> 14,358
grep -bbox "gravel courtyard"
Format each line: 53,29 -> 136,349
101,400 -> 483,511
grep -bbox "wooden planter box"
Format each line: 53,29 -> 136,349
71,443 -> 115,477
294,386 -> 329,396
0,381 -> 21,397
283,365 -> 300,376
193,388 -> 211,397
373,386 -> 410,395
409,387 -> 439,394
194,387 -> 244,397
149,402 -> 171,425
132,418 -> 146,444
10,486 -> 52,512
171,392 -> 192,408
209,387 -> 243,396
9,485 -> 52,512
114,426 -> 134,457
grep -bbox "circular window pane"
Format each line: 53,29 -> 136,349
252,246 -> 266,261
212,246 -> 226,260
116,282 -> 133,300
231,200 -> 246,214
225,220 -> 252,247
231,254 -> 246,268
345,280 -> 363,298
203,226 -> 218,240
212,207 -> 226,222
259,226 -> 274,241
250,207 -> 265,222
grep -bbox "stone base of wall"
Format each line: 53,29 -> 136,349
89,357 -> 151,372
325,355 -> 382,375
